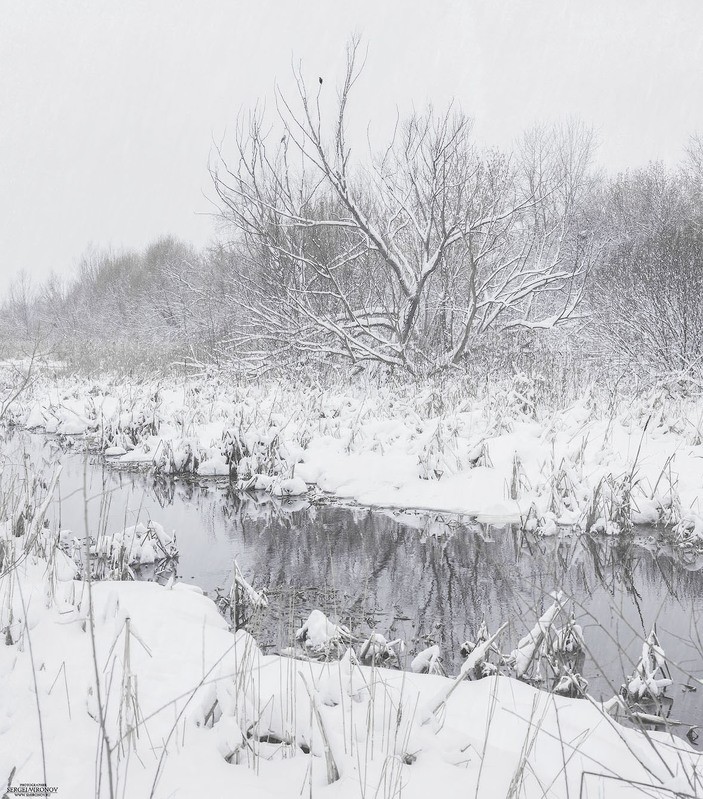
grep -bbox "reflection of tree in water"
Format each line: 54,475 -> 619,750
140,475 -> 700,647
94,465 -> 703,703
16,434 -> 703,739
19,433 -> 703,716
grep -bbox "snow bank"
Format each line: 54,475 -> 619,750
10,372 -> 703,530
1,548 -> 700,799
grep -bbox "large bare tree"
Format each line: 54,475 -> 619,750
212,41 -> 597,375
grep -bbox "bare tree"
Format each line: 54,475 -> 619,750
591,162 -> 703,375
3,239 -> 220,367
3,271 -> 37,341
212,40 -> 597,375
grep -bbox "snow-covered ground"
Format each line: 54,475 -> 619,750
2,367 -> 703,797
1,530 -> 701,799
11,370 -> 703,537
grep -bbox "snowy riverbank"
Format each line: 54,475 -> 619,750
12,370 -> 703,537
2,531 -> 701,799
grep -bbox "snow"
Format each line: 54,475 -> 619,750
411,644 -> 442,674
24,403 -> 46,429
11,372 -> 703,535
296,609 -> 352,652
0,543 -> 700,799
104,445 -> 127,456
197,455 -> 230,475
676,512 -> 703,544
271,476 -> 308,497
5,370 -> 703,795
92,520 -> 177,570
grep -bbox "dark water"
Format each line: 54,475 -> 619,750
9,433 -> 703,739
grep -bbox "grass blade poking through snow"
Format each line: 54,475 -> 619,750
299,671 -> 340,785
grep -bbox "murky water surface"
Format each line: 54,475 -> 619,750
9,433 -> 703,739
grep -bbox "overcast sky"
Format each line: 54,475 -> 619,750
1,0 -> 702,296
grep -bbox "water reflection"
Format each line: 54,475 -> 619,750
7,433 -> 703,735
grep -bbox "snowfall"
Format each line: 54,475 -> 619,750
1,368 -> 703,797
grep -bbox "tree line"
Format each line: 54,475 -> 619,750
2,43 -> 702,379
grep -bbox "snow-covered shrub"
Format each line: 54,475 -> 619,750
624,629 -> 672,701
86,520 -> 178,580
154,439 -> 201,475
489,372 -> 543,432
358,632 -> 405,667
222,421 -> 303,486
295,609 -> 352,658
673,513 -> 703,546
410,644 -> 444,675
582,474 -> 638,535
521,505 -> 559,536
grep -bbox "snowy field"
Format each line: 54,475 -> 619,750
1,366 -> 703,798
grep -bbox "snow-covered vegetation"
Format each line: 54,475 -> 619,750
1,478 -> 701,799
7,368 -> 703,545
0,355 -> 700,795
2,39 -> 703,799
2,51 -> 703,382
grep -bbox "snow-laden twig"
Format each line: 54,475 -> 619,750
423,622 -> 508,722
625,628 -> 672,700
230,560 -> 268,610
509,592 -> 564,678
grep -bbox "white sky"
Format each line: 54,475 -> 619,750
1,0 -> 702,295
